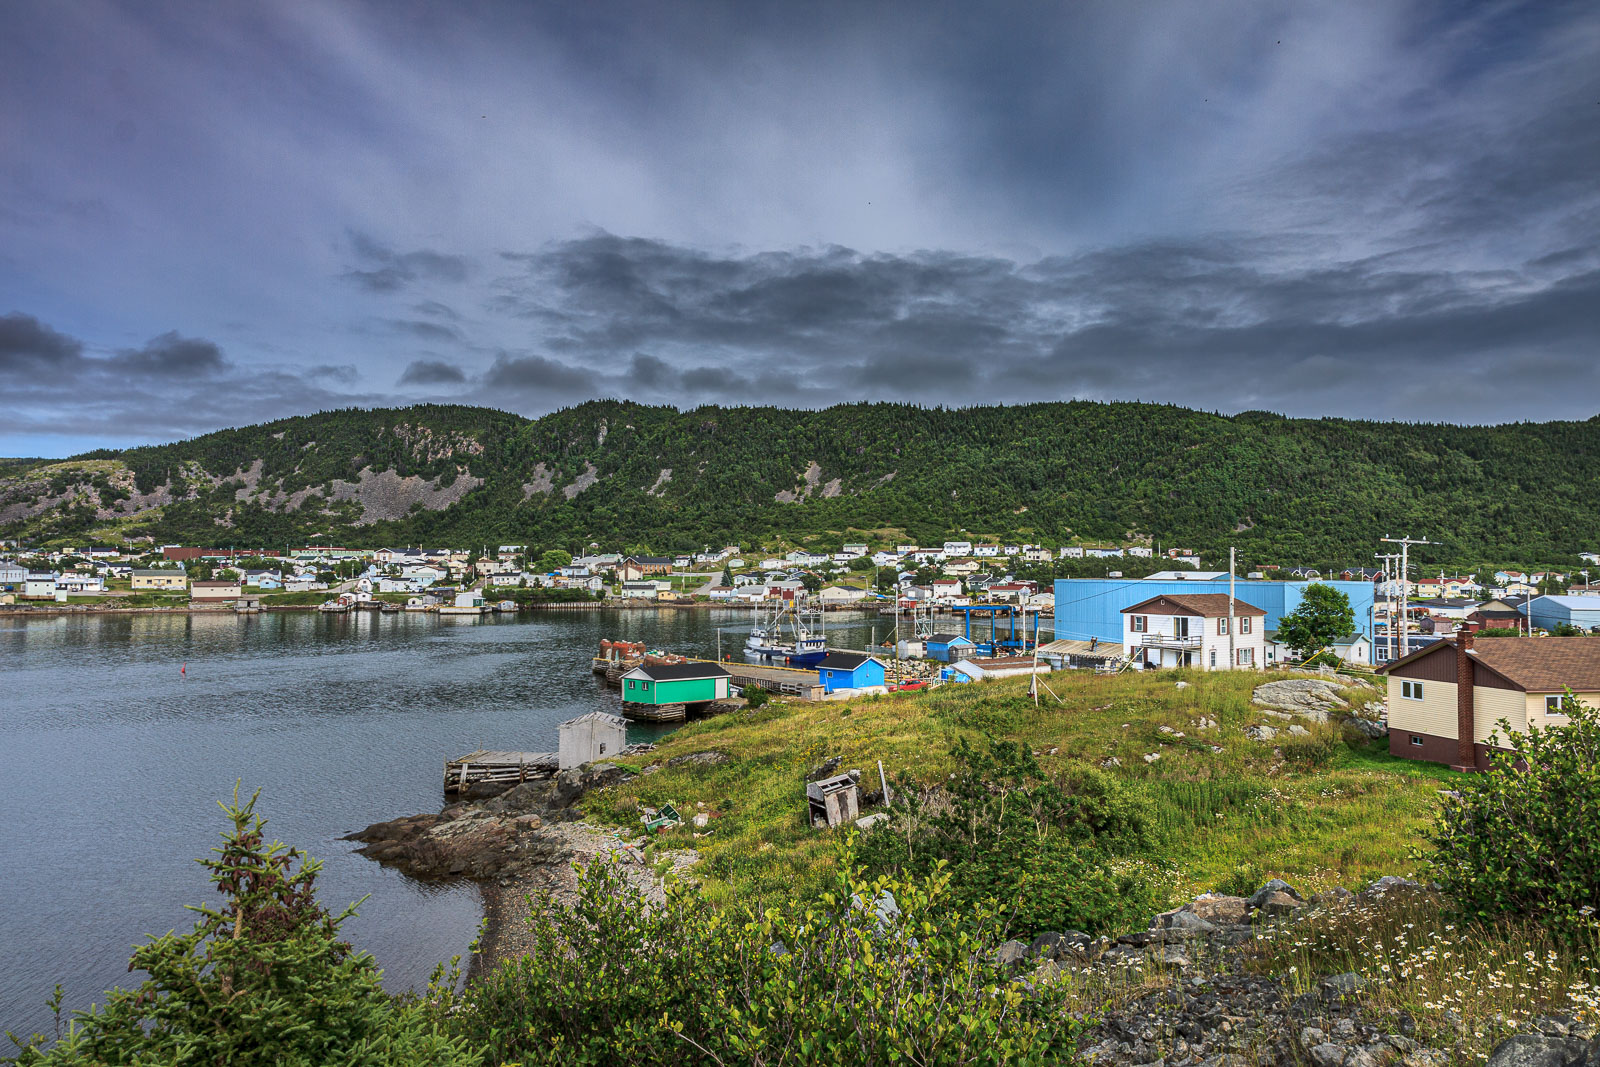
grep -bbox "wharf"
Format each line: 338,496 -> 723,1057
444,749 -> 558,797
719,660 -> 825,700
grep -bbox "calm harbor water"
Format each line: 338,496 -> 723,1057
0,606 -> 887,1039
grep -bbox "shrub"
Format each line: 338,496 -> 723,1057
446,855 -> 1076,1066
741,684 -> 769,708
8,788 -> 479,1067
856,737 -> 1157,937
1427,693 -> 1600,938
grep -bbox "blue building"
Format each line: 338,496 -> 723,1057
924,633 -> 977,663
1052,577 -> 1377,645
817,651 -> 888,693
1525,595 -> 1600,633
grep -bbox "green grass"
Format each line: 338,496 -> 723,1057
586,668 -> 1459,909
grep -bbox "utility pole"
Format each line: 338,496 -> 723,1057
1380,536 -> 1437,659
1228,546 -> 1236,671
1375,552 -> 1401,663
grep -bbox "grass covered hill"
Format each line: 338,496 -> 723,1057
4,399 -> 1599,563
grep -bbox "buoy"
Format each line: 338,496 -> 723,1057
180,663 -> 186,676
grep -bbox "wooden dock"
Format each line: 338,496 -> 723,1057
721,660 -> 825,700
444,749 -> 558,797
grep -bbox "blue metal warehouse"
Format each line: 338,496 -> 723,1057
1052,577 -> 1377,646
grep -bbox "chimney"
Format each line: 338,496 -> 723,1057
1452,626 -> 1476,771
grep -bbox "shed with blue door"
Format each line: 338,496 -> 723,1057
924,633 -> 976,662
817,651 -> 888,693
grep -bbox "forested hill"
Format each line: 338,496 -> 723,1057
3,400 -> 1598,566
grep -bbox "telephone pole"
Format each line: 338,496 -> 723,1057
1380,536 -> 1438,660
1228,546 -> 1236,670
1375,552 -> 1401,662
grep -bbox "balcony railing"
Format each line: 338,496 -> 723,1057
1139,633 -> 1201,650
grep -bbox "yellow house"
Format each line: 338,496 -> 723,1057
1379,633 -> 1600,770
131,569 -> 188,591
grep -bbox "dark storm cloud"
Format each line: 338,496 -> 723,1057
480,353 -> 602,397
0,312 -> 84,371
343,231 -> 469,292
106,331 -> 227,377
3,317 -> 375,444
398,358 -> 468,386
480,231 -> 1600,421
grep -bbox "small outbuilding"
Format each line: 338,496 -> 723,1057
924,633 -> 977,662
806,773 -> 861,828
558,711 -> 628,770
816,651 -> 888,694
621,662 -> 732,721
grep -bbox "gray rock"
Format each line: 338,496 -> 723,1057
804,754 -> 842,781
1246,724 -> 1278,740
1321,972 -> 1367,997
996,939 -> 1029,968
1187,894 -> 1250,925
1153,909 -> 1217,933
1252,678 -> 1350,721
1309,1044 -> 1347,1067
1247,878 -> 1305,908
1485,1034 -> 1591,1067
1288,724 -> 1311,736
1030,930 -> 1091,961
1368,875 -> 1423,894
670,750 -> 732,769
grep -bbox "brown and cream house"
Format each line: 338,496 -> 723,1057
1379,631 -> 1600,770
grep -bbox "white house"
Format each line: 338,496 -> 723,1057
55,573 -> 105,593
973,544 -> 1001,557
842,543 -> 868,557
23,573 -> 58,598
818,585 -> 867,606
1128,546 -> 1154,558
1059,546 -> 1085,559
1023,547 -> 1052,563
943,541 -> 973,556
621,581 -> 664,600
1122,592 -> 1266,671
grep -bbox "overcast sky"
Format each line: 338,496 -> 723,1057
3,1 -> 1598,455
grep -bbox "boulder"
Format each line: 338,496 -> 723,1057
667,750 -> 732,769
1247,879 -> 1305,908
1246,724 -> 1278,740
804,754 -> 842,781
1252,678 -> 1351,721
1152,909 -> 1217,934
1029,930 -> 1091,961
996,939 -> 1029,968
1187,893 -> 1250,925
1485,1035 -> 1594,1067
1255,891 -> 1306,918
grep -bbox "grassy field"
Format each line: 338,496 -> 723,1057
586,667 -> 1462,910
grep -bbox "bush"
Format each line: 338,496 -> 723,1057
446,855 -> 1076,1066
741,684 -> 769,708
855,737 -> 1158,937
9,789 -> 478,1066
1427,693 -> 1600,938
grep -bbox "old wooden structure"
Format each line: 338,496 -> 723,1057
443,749 -> 557,797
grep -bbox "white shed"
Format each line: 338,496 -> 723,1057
558,711 -> 628,770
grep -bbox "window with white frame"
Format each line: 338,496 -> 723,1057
1241,616 -> 1252,634
1131,615 -> 1147,632
1236,648 -> 1253,665
1217,617 -> 1229,635
1401,680 -> 1423,700
1546,695 -> 1568,716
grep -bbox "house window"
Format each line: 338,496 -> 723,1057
1217,617 -> 1229,636
1546,695 -> 1568,716
1241,617 -> 1252,634
1410,735 -> 1424,747
1131,616 -> 1147,632
1236,648 -> 1253,666
1401,680 -> 1423,700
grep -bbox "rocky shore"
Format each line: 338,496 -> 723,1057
343,757 -> 699,974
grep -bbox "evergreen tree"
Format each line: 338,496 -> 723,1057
10,789 -> 478,1067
